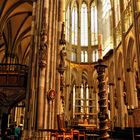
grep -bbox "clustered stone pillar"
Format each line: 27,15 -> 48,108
37,2 -> 47,130
94,59 -> 109,140
56,0 -> 66,115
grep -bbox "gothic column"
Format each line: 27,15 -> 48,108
25,0 -> 48,139
132,0 -> 140,79
117,78 -> 125,128
23,0 -> 60,139
0,107 -> 9,136
64,63 -> 72,122
109,83 -> 115,129
65,85 -> 70,121
57,0 -> 66,115
23,1 -> 37,139
126,69 -> 135,106
43,0 -> 49,130
44,0 -> 54,130
36,0 -> 48,129
79,84 -> 84,120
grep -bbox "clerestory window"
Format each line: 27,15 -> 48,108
72,2 -> 78,45
91,2 -> 98,45
81,2 -> 88,46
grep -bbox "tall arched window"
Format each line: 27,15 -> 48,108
72,73 -> 96,122
80,83 -> 84,117
81,2 -> 88,46
81,51 -> 84,62
102,0 -> 112,56
86,84 -> 89,116
85,51 -> 88,62
72,2 -> 78,45
81,51 -> 88,62
71,48 -> 77,61
102,0 -> 111,17
114,0 -> 120,26
66,5 -> 70,42
91,2 -> 98,45
92,49 -> 98,62
123,0 -> 132,33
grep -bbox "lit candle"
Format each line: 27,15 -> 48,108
98,34 -> 103,60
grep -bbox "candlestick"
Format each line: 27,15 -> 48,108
94,61 -> 109,139
98,34 -> 103,60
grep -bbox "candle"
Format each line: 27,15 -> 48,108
98,34 -> 103,59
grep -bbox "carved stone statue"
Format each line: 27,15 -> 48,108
59,47 -> 66,68
39,30 -> 47,68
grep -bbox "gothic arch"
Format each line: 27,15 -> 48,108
117,52 -> 124,79
71,0 -> 79,9
116,52 -> 126,127
126,37 -> 139,107
126,37 -> 135,70
117,51 -> 124,89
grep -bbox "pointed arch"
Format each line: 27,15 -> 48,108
126,37 -> 134,70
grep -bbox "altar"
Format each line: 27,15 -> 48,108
78,118 -> 96,130
78,123 -> 96,130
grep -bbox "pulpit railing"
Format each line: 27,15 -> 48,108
0,64 -> 28,87
0,63 -> 28,73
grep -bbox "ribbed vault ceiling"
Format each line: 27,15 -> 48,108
0,0 -> 33,65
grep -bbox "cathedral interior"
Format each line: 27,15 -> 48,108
0,0 -> 140,139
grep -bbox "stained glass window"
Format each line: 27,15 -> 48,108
81,2 -> 88,46
102,0 -> 111,17
92,49 -> 98,62
71,48 -> 77,61
72,2 -> 78,45
91,2 -> 98,45
81,51 -> 88,62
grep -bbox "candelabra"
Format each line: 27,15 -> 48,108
94,59 -> 109,140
